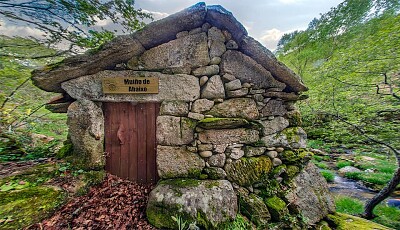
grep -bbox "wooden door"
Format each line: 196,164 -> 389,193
104,102 -> 159,184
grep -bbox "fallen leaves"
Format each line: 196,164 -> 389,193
28,174 -> 157,229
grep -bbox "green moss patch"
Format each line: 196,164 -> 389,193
0,163 -> 57,190
159,178 -> 201,188
281,149 -> 313,164
265,196 -> 289,221
225,156 -> 272,187
0,186 -> 65,229
326,213 -> 390,230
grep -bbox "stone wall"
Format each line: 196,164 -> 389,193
39,3 -> 335,229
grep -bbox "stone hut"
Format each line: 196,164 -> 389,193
32,2 -> 335,229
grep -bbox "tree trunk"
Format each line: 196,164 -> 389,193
363,154 -> 400,219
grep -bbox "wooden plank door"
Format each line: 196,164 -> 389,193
104,102 -> 159,184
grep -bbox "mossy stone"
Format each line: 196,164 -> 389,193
0,186 -> 65,229
225,156 -> 272,187
281,149 -> 313,164
56,142 -> 74,159
265,196 -> 289,221
286,165 -> 300,178
159,178 -> 201,188
238,192 -> 271,227
325,213 -> 391,230
197,117 -> 249,129
285,110 -> 302,127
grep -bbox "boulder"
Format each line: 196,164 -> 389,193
338,166 -> 362,175
221,50 -> 286,90
197,118 -> 249,129
261,127 -> 307,149
31,35 -> 146,93
157,146 -> 205,178
136,2 -> 207,49
199,151 -> 213,158
285,162 -> 335,225
285,110 -> 302,127
238,192 -> 270,227
210,56 -> 222,65
160,101 -> 189,116
192,99 -> 214,113
156,116 -> 195,146
67,100 -> 104,168
261,100 -> 287,117
280,149 -> 313,164
201,75 -> 225,99
188,112 -> 205,120
325,213 -> 391,230
208,153 -> 226,167
193,65 -> 220,76
141,33 -> 209,71
226,88 -> 249,98
199,76 -> 209,86
244,146 -> 266,157
198,128 -> 259,145
259,116 -> 289,135
224,79 -> 242,91
239,36 -> 308,92
146,179 -> 237,229
207,98 -> 259,120
198,144 -> 213,151
226,40 -> 238,50
266,151 -> 278,159
208,27 -> 226,59
62,71 -> 200,102
205,5 -> 247,42
204,167 -> 227,179
227,148 -> 244,160
224,156 -> 272,186
265,196 -> 289,221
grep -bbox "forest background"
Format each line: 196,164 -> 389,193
0,0 -> 399,229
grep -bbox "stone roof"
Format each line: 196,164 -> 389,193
31,2 -> 308,93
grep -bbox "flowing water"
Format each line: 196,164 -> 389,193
329,174 -> 400,208
329,174 -> 377,201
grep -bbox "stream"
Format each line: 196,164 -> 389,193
329,174 -> 377,201
328,173 -> 400,208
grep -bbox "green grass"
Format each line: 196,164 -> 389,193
335,196 -> 400,229
337,160 -> 353,169
345,171 -> 393,186
335,196 -> 364,215
320,170 -> 335,182
312,160 -> 329,169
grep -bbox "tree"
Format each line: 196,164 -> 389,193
277,0 -> 400,220
0,1 -> 152,158
0,0 -> 152,52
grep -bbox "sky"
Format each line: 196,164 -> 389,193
0,0 -> 343,51
135,0 -> 343,50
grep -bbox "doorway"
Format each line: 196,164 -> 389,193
104,102 -> 159,184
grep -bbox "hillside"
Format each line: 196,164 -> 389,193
0,36 -> 67,161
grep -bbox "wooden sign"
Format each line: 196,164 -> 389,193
102,77 -> 159,94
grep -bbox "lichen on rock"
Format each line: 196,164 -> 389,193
224,156 -> 272,186
264,195 -> 289,221
197,117 -> 249,129
146,179 -> 237,229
